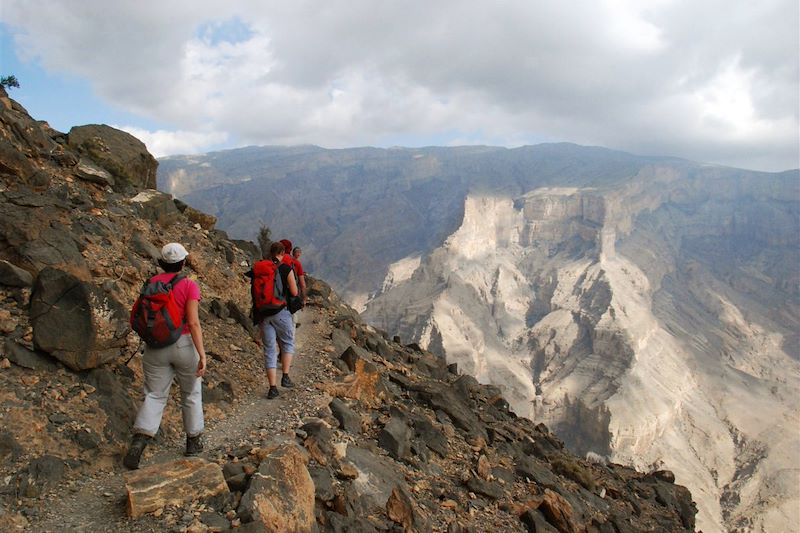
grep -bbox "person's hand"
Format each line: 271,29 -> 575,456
196,356 -> 207,377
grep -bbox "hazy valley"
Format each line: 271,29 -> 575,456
160,145 -> 800,532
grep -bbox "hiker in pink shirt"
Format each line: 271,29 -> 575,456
124,243 -> 207,469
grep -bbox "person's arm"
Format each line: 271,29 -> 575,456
299,275 -> 307,303
287,269 -> 299,297
185,299 -> 207,377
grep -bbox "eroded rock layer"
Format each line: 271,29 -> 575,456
364,167 -> 800,532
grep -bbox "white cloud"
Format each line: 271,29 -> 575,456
1,0 -> 797,170
115,126 -> 228,158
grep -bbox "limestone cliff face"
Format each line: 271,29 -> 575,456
162,143 -> 662,304
363,165 -> 800,533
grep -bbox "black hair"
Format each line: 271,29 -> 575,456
158,259 -> 185,273
269,241 -> 285,260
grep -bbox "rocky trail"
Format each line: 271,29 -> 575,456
28,307 -> 333,532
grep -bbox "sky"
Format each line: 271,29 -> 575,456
0,1 -> 797,172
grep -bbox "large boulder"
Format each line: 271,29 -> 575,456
344,445 -> 406,515
67,124 -> 157,190
125,458 -> 229,518
129,189 -> 181,227
378,415 -> 412,461
238,443 -> 316,532
0,197 -> 89,279
30,267 -> 129,370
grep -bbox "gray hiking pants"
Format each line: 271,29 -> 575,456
132,334 -> 204,437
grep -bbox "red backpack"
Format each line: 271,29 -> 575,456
130,273 -> 187,348
251,260 -> 286,314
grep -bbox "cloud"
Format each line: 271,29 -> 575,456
1,0 -> 797,170
115,126 -> 228,158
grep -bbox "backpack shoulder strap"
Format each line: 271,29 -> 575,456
167,273 -> 187,288
140,274 -> 156,292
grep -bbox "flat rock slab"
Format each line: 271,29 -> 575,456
125,458 -> 229,518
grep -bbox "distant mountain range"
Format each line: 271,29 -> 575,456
159,144 -> 800,532
160,143 -> 683,302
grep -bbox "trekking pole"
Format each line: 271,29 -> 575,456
125,339 -> 144,366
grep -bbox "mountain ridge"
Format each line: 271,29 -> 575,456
159,142 -> 793,305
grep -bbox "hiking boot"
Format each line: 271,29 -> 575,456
267,386 -> 279,399
281,374 -> 294,388
123,434 -> 150,470
185,434 -> 203,457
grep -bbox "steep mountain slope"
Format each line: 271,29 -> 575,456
0,88 -> 698,532
364,166 -> 800,532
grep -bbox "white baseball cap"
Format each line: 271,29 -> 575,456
161,242 -> 188,263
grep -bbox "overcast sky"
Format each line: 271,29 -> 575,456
1,1 -> 797,171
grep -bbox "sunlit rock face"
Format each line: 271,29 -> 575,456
364,166 -> 800,533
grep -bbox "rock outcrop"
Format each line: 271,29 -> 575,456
68,124 -> 158,190
292,282 -> 696,531
162,143 -> 655,305
30,267 -> 128,370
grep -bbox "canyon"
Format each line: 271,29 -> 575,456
161,145 -> 800,532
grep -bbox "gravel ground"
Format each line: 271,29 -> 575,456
27,306 -> 334,533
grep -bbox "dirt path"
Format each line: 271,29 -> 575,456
29,307 -> 333,533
